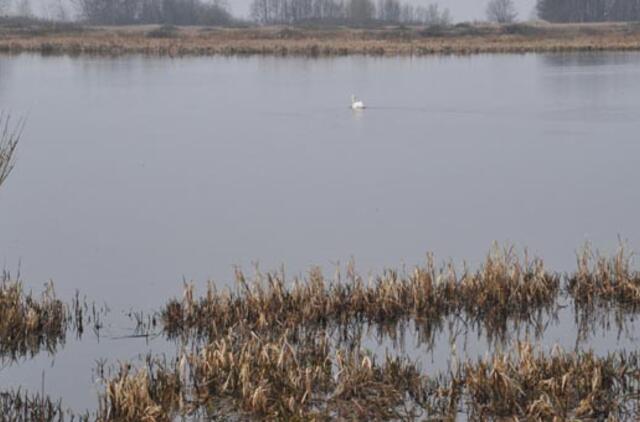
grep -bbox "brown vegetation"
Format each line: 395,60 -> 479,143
462,342 -> 640,420
162,245 -> 560,344
96,334 -> 640,420
0,273 -> 105,361
0,275 -> 68,360
569,242 -> 640,310
2,21 -> 640,56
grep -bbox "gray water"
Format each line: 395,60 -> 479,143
1,52 -> 640,413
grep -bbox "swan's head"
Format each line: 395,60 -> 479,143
351,94 -> 356,104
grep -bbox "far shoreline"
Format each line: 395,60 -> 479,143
2,20 -> 640,57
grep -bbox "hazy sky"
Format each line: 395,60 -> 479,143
226,0 -> 538,21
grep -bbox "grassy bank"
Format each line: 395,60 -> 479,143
3,20 -> 640,56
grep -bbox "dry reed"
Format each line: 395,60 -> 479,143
96,335 -> 640,420
2,22 -> 640,57
0,274 -> 101,361
97,328 -> 450,420
0,274 -> 68,360
96,359 -> 182,422
162,244 -> 559,344
462,342 -> 640,420
569,242 -> 640,310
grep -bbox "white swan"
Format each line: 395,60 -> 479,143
351,94 -> 365,110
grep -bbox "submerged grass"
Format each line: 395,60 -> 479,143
0,389 -> 86,422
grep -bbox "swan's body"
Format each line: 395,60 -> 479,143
351,95 -> 365,110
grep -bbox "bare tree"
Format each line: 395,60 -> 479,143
0,114 -> 22,190
347,0 -> 375,22
416,3 -> 450,25
377,0 -> 400,22
17,0 -> 33,16
74,0 -> 231,25
0,0 -> 11,15
486,0 -> 517,23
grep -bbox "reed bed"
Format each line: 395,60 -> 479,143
569,242 -> 640,310
162,245 -> 560,344
0,275 -> 68,360
97,329 -> 450,420
96,360 -> 182,422
96,334 -> 640,420
462,342 -> 640,420
2,23 -> 640,57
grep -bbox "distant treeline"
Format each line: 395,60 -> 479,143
75,0 -> 232,25
250,0 -> 451,25
537,0 -> 640,22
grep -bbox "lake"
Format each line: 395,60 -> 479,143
1,52 -> 639,413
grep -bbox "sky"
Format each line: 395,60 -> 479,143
225,0 -> 538,21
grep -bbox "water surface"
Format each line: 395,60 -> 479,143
0,52 -> 639,412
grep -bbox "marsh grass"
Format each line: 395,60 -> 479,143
0,273 -> 105,361
126,243 -> 640,420
2,22 -> 640,56
97,329 -> 447,420
0,274 -> 68,360
97,334 -> 640,420
96,360 -> 182,422
461,342 -> 640,420
4,243 -> 640,420
162,244 -> 560,345
569,242 -> 640,310
568,242 -> 640,346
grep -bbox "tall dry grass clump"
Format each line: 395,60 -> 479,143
569,242 -> 640,309
0,274 -> 68,360
463,342 -> 640,419
96,360 -> 182,422
459,245 -> 560,339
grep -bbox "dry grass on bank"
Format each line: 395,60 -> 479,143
2,21 -> 640,56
